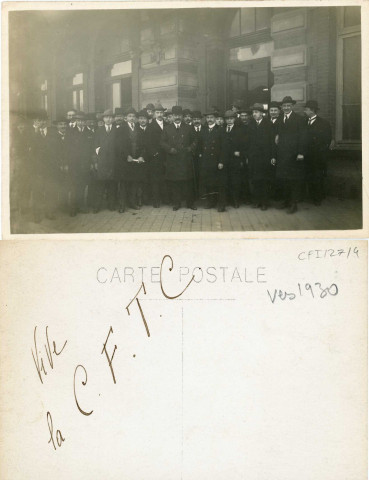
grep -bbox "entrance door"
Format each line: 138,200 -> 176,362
228,70 -> 248,108
107,76 -> 132,111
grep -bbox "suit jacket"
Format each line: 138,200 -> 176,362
221,124 -> 247,173
94,125 -> 120,181
160,122 -> 197,181
276,111 -> 307,180
67,127 -> 94,178
247,118 -> 277,180
146,119 -> 166,178
33,127 -> 61,180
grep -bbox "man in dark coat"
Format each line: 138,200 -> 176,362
247,103 -> 277,211
51,118 -> 69,212
11,115 -> 31,214
304,100 -> 333,205
160,106 -> 197,211
66,112 -> 94,216
32,113 -> 61,221
198,110 -> 225,212
146,103 -> 166,208
92,109 -> 120,213
191,110 -> 203,199
268,101 -> 283,201
275,96 -> 307,214
221,110 -> 247,209
125,108 -> 148,209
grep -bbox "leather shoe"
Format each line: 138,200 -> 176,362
188,205 -> 197,210
217,206 -> 226,212
173,206 -> 180,211
260,205 -> 268,211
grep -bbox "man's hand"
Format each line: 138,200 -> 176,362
218,163 -> 224,170
137,157 -> 145,163
329,139 -> 335,150
297,154 -> 304,161
234,151 -> 240,157
271,158 -> 276,166
170,148 -> 177,154
127,155 -> 134,163
275,135 -> 279,145
95,147 -> 101,155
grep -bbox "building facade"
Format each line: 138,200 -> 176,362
9,6 -> 362,194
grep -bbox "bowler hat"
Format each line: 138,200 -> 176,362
53,117 -> 67,124
204,108 -> 219,116
125,107 -> 137,116
183,109 -> 192,116
269,101 -> 281,109
114,108 -> 124,115
172,106 -> 183,115
250,103 -> 266,113
154,103 -> 165,111
75,111 -> 85,119
192,110 -> 202,118
281,96 -> 296,105
224,110 -> 236,118
146,103 -> 155,110
304,100 -> 320,111
239,107 -> 251,115
138,109 -> 149,118
102,109 -> 114,117
230,100 -> 242,109
34,109 -> 48,120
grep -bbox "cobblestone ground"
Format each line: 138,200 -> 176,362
10,197 -> 362,234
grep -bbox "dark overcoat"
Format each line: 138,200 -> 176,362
146,119 -> 166,182
94,126 -> 120,181
66,128 -> 94,180
276,111 -> 307,180
198,125 -> 225,191
305,116 -> 332,179
247,118 -> 277,181
120,123 -> 147,183
221,124 -> 247,178
33,128 -> 62,181
160,123 -> 197,182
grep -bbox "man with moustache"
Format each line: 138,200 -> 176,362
198,109 -> 225,212
247,103 -> 276,211
183,109 -> 193,126
191,110 -> 203,199
146,103 -> 167,207
275,96 -> 307,214
160,106 -> 197,211
221,110 -> 247,209
303,100 -> 333,206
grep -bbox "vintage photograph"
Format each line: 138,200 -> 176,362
6,4 -> 363,234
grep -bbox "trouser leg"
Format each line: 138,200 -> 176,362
185,179 -> 194,207
172,181 -> 181,207
217,185 -> 226,209
117,180 -> 126,211
106,181 -> 117,210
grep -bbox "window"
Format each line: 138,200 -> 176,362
229,8 -> 271,38
71,72 -> 84,111
336,8 -> 361,143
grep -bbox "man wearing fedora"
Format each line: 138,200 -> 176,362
160,106 -> 197,211
114,108 -> 125,129
146,103 -> 167,208
221,109 -> 247,209
275,95 -> 307,214
183,109 -> 193,126
198,108 -> 225,211
92,109 -> 120,213
145,103 -> 155,124
304,100 -> 333,206
247,103 -> 277,211
123,108 -> 147,210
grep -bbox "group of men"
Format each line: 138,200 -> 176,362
11,96 -> 333,222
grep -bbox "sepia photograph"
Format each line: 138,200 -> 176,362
4,3 -> 364,235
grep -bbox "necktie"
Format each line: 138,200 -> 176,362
284,115 -> 288,123
41,129 -> 45,137
227,126 -> 231,132
130,123 -> 135,131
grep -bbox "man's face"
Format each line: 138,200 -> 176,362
304,107 -> 315,118
173,114 -> 182,124
253,110 -> 263,121
126,113 -> 136,124
115,115 -> 124,125
155,110 -> 164,121
57,122 -> 67,134
193,117 -> 201,126
98,120 -> 105,127
67,111 -> 76,121
138,116 -> 147,127
226,117 -> 235,126
282,103 -> 293,114
184,114 -> 192,125
146,109 -> 154,118
38,120 -> 47,129
215,117 -> 224,126
269,107 -> 280,119
33,119 -> 41,129
167,114 -> 174,124
206,114 -> 216,126
231,106 -> 238,114
240,113 -> 250,124
103,115 -> 114,126
86,120 -> 95,129
76,118 -> 84,128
